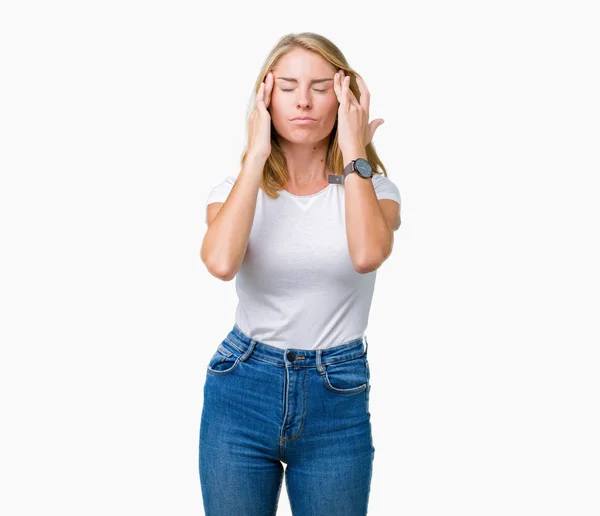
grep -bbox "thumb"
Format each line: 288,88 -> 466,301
369,119 -> 385,141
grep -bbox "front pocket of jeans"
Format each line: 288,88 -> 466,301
216,343 -> 232,357
322,356 -> 368,394
207,342 -> 240,376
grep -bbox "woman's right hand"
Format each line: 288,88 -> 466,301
247,71 -> 274,162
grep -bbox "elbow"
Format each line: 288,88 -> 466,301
201,252 -> 236,282
353,254 -> 384,274
354,244 -> 391,274
211,266 -> 236,282
200,238 -> 234,281
207,262 -> 236,281
354,261 -> 381,274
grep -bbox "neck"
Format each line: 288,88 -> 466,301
277,137 -> 331,187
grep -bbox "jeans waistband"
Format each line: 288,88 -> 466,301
225,324 -> 368,369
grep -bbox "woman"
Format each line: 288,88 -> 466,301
199,32 -> 401,515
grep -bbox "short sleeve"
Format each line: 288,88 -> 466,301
205,175 -> 236,224
371,173 -> 401,205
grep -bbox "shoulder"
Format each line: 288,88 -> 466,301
205,175 -> 237,206
371,173 -> 401,205
212,174 -> 237,192
204,175 -> 237,224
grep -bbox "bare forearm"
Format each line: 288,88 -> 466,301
201,156 -> 265,280
343,148 -> 392,272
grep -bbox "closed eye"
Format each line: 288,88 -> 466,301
281,88 -> 328,93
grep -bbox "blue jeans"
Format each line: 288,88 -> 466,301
199,324 -> 375,515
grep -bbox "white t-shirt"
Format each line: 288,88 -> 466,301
204,173 -> 401,350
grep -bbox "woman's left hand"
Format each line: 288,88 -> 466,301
333,70 -> 385,156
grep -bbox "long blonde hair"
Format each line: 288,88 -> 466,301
240,32 -> 389,199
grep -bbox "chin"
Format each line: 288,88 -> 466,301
286,134 -> 325,145
282,125 -> 331,140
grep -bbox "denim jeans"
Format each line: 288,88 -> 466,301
199,324 -> 375,515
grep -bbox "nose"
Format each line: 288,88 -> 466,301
296,94 -> 311,109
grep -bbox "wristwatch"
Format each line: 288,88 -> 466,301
328,158 -> 373,185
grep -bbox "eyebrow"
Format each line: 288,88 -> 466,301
275,77 -> 333,84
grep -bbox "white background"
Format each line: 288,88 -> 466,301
1,1 -> 599,515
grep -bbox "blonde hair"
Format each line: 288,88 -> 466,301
240,32 -> 389,199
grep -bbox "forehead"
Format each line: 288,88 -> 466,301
273,48 -> 335,75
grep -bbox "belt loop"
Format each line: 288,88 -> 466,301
316,349 -> 324,373
363,334 -> 368,357
240,339 -> 256,362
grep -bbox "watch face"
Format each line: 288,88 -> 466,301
355,158 -> 373,178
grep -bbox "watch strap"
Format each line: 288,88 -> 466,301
343,160 -> 356,178
327,160 -> 356,185
327,158 -> 372,184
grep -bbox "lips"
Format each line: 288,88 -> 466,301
290,117 -> 317,125
291,117 -> 316,121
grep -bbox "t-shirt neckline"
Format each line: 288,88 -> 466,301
279,184 -> 334,199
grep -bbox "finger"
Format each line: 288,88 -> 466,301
356,75 -> 370,116
264,71 -> 274,109
345,75 -> 360,109
368,119 -> 384,142
333,71 -> 343,104
342,74 -> 352,109
256,83 -> 266,108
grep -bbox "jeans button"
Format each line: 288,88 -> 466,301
286,351 -> 296,362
